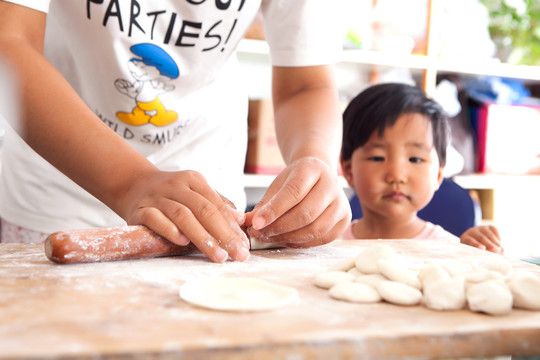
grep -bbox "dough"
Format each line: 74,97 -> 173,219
466,280 -> 513,316
418,264 -> 451,288
347,268 -> 364,277
329,257 -> 356,272
355,244 -> 396,274
329,282 -> 381,303
481,258 -> 513,276
506,271 -> 540,310
377,259 -> 422,289
422,277 -> 466,311
314,271 -> 356,289
179,277 -> 298,312
355,274 -> 388,288
376,280 -> 423,306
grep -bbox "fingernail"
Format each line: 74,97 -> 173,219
215,248 -> 229,263
237,247 -> 250,262
252,216 -> 266,230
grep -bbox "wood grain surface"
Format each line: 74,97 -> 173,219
1,239 -> 539,359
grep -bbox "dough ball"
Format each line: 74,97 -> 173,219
328,257 -> 356,272
377,259 -> 422,290
465,269 -> 505,287
418,264 -> 451,288
506,271 -> 540,310
355,244 -> 396,274
376,280 -> 423,306
355,273 -> 388,288
179,277 -> 298,312
466,280 -> 513,316
347,268 -> 364,277
423,277 -> 466,311
480,258 -> 513,276
314,271 -> 356,289
329,282 -> 381,303
440,259 -> 478,278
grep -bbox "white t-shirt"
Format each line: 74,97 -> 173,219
0,0 -> 343,233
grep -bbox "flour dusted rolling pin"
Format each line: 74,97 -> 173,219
44,225 -> 282,264
44,225 -> 197,264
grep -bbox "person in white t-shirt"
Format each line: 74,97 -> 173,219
0,1 -> 352,262
340,83 -> 503,253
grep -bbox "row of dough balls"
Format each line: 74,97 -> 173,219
314,244 -> 540,316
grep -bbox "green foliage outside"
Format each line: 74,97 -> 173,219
480,0 -> 540,66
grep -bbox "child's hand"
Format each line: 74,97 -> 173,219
121,169 -> 250,263
460,225 -> 503,254
245,157 -> 351,248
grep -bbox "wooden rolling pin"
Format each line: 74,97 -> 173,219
44,225 -> 197,264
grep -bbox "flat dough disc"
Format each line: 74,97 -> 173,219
179,277 -> 298,312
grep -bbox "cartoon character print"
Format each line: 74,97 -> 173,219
115,43 -> 179,127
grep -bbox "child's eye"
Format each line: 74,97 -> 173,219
409,157 -> 423,163
368,156 -> 385,162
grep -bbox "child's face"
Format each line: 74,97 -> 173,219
342,113 -> 444,219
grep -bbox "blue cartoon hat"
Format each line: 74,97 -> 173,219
130,43 -> 179,79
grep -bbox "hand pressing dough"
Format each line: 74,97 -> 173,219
314,271 -> 356,289
179,277 -> 298,312
377,280 -> 423,306
466,280 -> 513,316
355,244 -> 396,274
423,277 -> 466,311
377,259 -> 422,289
329,282 -> 381,303
506,271 -> 540,310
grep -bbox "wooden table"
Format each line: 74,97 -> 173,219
1,240 -> 539,359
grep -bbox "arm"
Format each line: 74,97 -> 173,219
460,225 -> 503,254
246,65 -> 351,247
0,2 -> 248,262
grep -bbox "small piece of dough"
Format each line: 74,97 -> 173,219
355,244 -> 396,274
314,271 -> 356,289
377,280 -> 423,306
377,259 -> 421,289
179,277 -> 298,312
418,264 -> 451,288
329,282 -> 381,303
506,271 -> 540,310
355,274 -> 388,288
466,280 -> 513,316
481,258 -> 513,276
465,269 -> 505,287
440,260 -> 477,278
347,268 -> 364,277
423,277 -> 466,311
329,257 -> 356,272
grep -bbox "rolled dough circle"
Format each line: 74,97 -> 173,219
179,277 -> 298,312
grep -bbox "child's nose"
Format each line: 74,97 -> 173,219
385,160 -> 407,184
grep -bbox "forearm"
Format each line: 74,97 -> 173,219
0,34 -> 156,220
272,65 -> 342,170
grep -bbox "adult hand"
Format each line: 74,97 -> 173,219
246,157 -> 351,248
122,169 -> 251,263
460,225 -> 503,254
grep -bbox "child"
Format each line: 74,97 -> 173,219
340,83 -> 503,254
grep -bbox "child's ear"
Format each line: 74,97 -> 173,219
436,166 -> 444,188
340,155 -> 354,187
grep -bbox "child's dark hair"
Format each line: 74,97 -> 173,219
341,83 -> 449,166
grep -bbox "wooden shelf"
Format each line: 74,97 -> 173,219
238,39 -> 540,83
